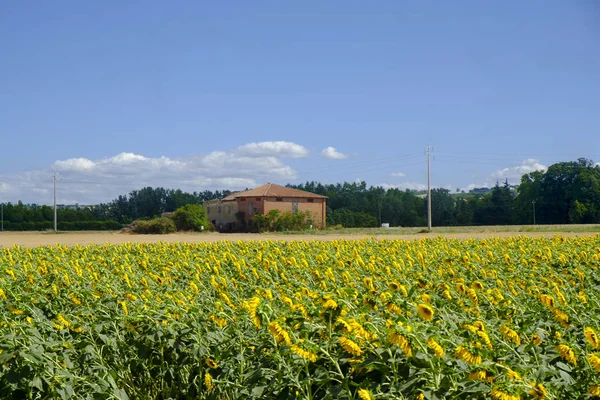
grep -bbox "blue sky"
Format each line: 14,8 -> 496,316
1,1 -> 599,204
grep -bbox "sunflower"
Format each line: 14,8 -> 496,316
489,389 -> 520,400
339,337 -> 363,357
585,327 -> 600,350
322,298 -> 338,310
416,303 -> 434,321
589,353 -> 600,372
552,308 -> 570,328
209,314 -> 227,328
427,338 -> 444,357
389,332 -> 412,357
268,321 -> 291,345
529,383 -> 548,399
500,325 -> 521,346
204,372 -> 213,391
556,344 -> 577,365
468,370 -> 493,382
387,303 -> 403,315
290,344 -> 318,362
420,294 -> 431,304
454,346 -> 482,365
473,321 -> 485,331
357,389 -> 372,400
539,294 -> 555,308
589,386 -> 600,397
476,330 -> 493,351
506,369 -> 521,380
205,358 -> 218,369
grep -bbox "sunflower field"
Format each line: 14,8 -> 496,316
1,236 -> 600,399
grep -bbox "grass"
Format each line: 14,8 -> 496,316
267,224 -> 600,235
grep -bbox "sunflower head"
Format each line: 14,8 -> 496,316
416,303 -> 434,321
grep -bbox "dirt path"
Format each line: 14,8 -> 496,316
0,231 -> 598,248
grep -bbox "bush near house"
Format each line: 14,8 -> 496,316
251,210 -> 312,232
172,204 -> 209,232
132,217 -> 176,234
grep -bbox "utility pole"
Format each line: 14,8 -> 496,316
1,203 -> 3,231
532,200 -> 536,226
53,172 -> 57,232
426,145 -> 432,231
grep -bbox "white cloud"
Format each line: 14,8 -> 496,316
390,172 -> 406,177
321,146 -> 349,160
0,142 -> 307,204
377,182 -> 427,191
54,157 -> 96,172
492,159 -> 547,183
461,183 -> 490,193
235,141 -> 310,158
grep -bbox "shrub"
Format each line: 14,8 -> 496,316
172,204 -> 208,232
133,217 -> 176,234
250,210 -> 311,232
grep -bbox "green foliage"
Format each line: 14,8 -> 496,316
0,220 -> 122,231
327,208 -> 378,228
250,210 -> 311,232
516,158 -> 600,224
132,217 -> 176,234
172,204 -> 208,232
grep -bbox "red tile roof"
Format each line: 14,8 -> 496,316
222,183 -> 327,200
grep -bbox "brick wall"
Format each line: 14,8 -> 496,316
207,196 -> 327,230
262,197 -> 326,228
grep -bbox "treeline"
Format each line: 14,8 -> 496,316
0,188 -> 229,231
289,158 -> 600,227
1,159 -> 598,230
0,202 -> 123,231
92,188 -> 231,223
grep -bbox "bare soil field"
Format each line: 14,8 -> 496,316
0,230 -> 598,248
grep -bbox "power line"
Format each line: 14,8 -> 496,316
435,150 -> 600,159
294,152 -> 422,176
289,160 -> 424,181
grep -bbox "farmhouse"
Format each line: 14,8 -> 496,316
204,183 -> 327,232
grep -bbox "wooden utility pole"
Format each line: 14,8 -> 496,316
54,173 -> 57,232
426,146 -> 432,231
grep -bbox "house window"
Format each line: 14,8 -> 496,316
240,198 -> 246,202
207,207 -> 211,214
292,202 -> 299,213
256,197 -> 261,201
307,198 -> 314,203
248,201 -> 254,216
218,206 -> 221,214
227,206 -> 231,215
276,197 -> 283,202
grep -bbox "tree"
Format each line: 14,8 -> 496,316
515,159 -> 600,224
172,204 -> 208,231
428,189 -> 455,226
